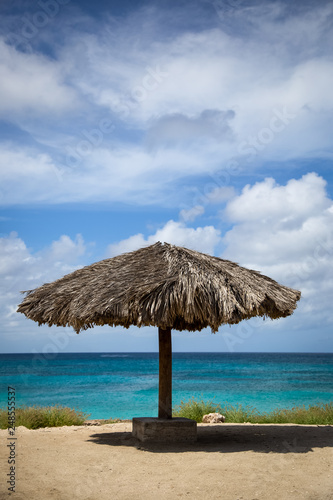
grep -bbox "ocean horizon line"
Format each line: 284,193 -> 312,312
1,351 -> 333,355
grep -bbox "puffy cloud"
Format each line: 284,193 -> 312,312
0,232 -> 87,334
222,173 -> 333,328
225,172 -> 330,224
0,232 -> 32,276
106,233 -> 148,258
49,234 -> 85,262
179,205 -> 205,222
107,220 -> 221,257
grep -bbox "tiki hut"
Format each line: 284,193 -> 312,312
17,241 -> 301,421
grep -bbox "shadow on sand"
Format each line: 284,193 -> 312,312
86,424 -> 333,454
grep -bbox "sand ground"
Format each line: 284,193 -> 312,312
1,422 -> 332,500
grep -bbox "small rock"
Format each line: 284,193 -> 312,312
83,419 -> 103,426
202,412 -> 225,423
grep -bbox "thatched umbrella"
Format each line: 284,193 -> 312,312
17,241 -> 301,419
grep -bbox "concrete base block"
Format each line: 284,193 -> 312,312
132,417 -> 197,443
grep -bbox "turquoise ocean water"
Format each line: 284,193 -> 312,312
0,353 -> 332,419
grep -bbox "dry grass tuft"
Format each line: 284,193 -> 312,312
0,405 -> 89,429
173,399 -> 333,425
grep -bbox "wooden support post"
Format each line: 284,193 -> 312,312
158,327 -> 172,419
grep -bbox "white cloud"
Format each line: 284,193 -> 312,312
107,220 -> 221,257
0,39 -> 77,118
225,172 -> 330,224
0,146 -> 65,204
106,233 -> 147,257
0,232 -> 87,336
0,232 -> 32,276
179,205 -> 205,222
49,234 -> 85,261
222,173 -> 333,329
0,142 -> 230,206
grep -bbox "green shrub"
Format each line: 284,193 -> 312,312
173,399 -> 333,425
172,398 -> 223,423
222,403 -> 261,423
0,405 -> 90,430
255,403 -> 333,425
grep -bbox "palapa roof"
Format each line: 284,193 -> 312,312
17,241 -> 301,334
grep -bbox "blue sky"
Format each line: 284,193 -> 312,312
1,0 -> 333,353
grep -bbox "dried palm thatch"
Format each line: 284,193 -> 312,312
17,241 -> 300,334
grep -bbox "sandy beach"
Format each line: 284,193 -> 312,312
1,422 -> 332,500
